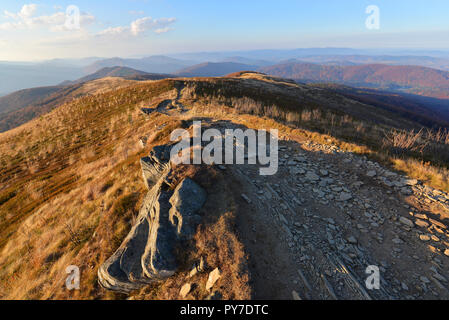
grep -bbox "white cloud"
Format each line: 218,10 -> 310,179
130,17 -> 176,35
1,4 -> 95,32
0,22 -> 17,30
97,16 -> 176,37
155,27 -> 173,34
97,26 -> 129,36
4,4 -> 37,20
19,3 -> 37,19
31,12 -> 66,26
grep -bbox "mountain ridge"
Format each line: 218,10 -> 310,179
259,62 -> 449,99
1,72 -> 449,300
0,67 -> 176,132
175,62 -> 258,77
61,66 -> 174,85
83,55 -> 194,75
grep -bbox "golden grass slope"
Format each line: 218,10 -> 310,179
0,77 -> 158,133
0,78 -> 251,299
0,74 -> 448,299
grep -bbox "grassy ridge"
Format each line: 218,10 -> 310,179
0,74 -> 448,299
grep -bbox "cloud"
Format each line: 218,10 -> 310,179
1,4 -> 95,32
4,4 -> 37,20
19,3 -> 37,19
0,22 -> 17,31
97,26 -> 129,36
30,12 -> 66,26
49,13 -> 95,32
97,16 -> 176,37
130,17 -> 176,35
155,27 -> 173,34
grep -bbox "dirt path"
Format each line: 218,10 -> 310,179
220,130 -> 449,300
146,94 -> 449,300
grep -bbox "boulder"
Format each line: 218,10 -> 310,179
98,145 -> 207,293
99,181 -> 178,292
206,268 -> 221,291
404,178 -> 419,186
140,144 -> 173,189
141,186 -> 179,280
179,283 -> 192,298
399,217 -> 414,228
366,170 -> 377,177
415,219 -> 430,228
305,172 -> 320,182
339,192 -> 352,202
169,178 -> 207,238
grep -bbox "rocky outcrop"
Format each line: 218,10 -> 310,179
140,145 -> 172,189
205,268 -> 221,292
169,178 -> 207,238
98,144 -> 207,293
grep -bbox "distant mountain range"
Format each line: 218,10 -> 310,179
2,64 -> 449,134
288,55 -> 449,71
83,55 -> 194,75
169,48 -> 449,63
0,56 -> 187,96
61,66 -> 174,85
2,48 -> 449,96
175,62 -> 258,77
2,49 -> 449,133
260,62 -> 449,99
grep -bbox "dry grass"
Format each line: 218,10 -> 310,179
0,75 -> 448,300
0,80 -> 178,299
392,158 -> 449,192
426,128 -> 449,145
0,76 -> 251,300
188,100 -> 449,194
192,210 -> 250,300
131,165 -> 251,300
383,128 -> 428,154
132,209 -> 251,300
180,77 -> 449,193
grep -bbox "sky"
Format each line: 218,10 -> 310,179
0,0 -> 449,61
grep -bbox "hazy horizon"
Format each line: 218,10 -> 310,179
2,47 -> 449,64
1,0 -> 449,61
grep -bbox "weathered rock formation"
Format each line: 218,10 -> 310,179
98,144 -> 207,293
